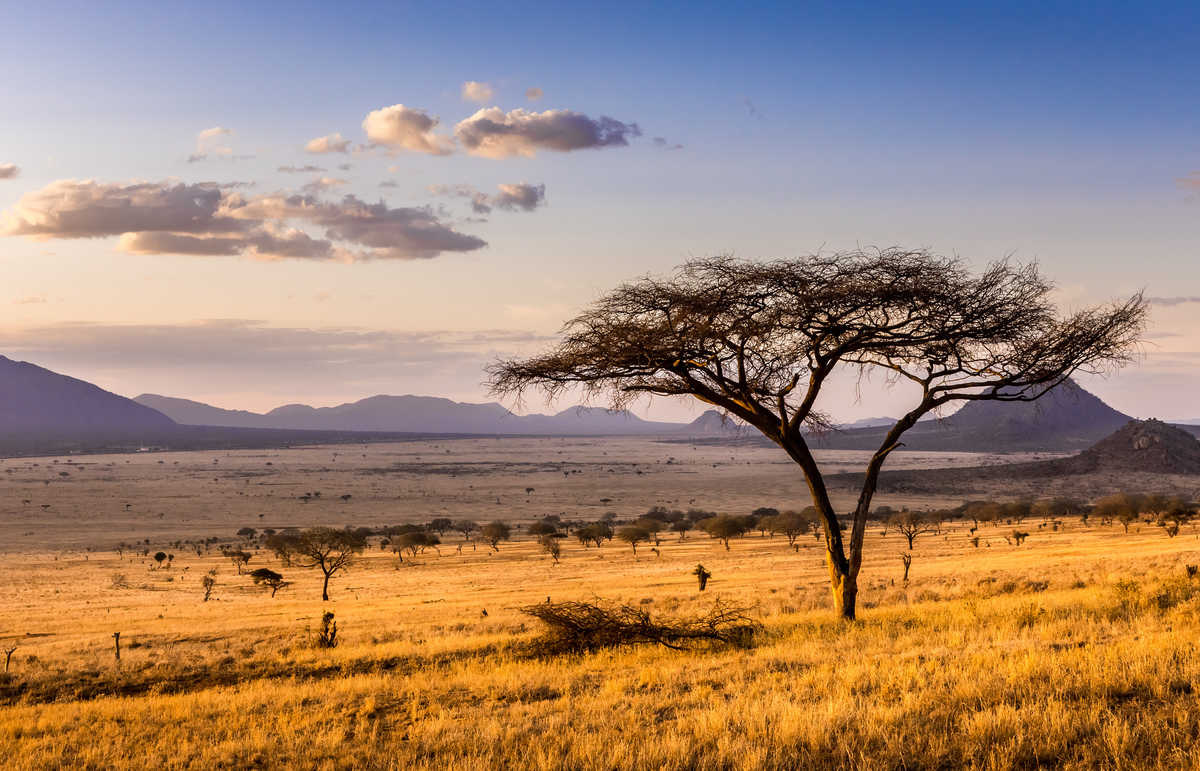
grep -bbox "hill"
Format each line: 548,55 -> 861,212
826,419 -> 1200,498
0,356 -> 176,437
135,393 -> 692,436
810,380 -> 1133,452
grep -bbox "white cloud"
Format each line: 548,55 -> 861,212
305,133 -> 351,154
300,176 -> 349,193
454,107 -> 640,158
525,87 -> 544,101
362,104 -> 454,156
461,81 -> 494,103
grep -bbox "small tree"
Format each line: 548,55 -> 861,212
527,520 -> 560,537
394,531 -> 440,560
540,534 -> 562,564
765,510 -> 811,546
693,564 -> 712,591
886,510 -> 939,550
481,521 -> 511,551
427,518 -> 453,536
153,551 -> 167,568
272,528 -> 366,601
201,574 -> 216,601
617,525 -> 650,555
223,549 -> 251,574
454,520 -> 478,540
700,515 -> 748,550
576,522 -> 611,548
900,553 -> 912,583
316,611 -> 338,648
250,567 -> 288,597
671,519 -> 692,541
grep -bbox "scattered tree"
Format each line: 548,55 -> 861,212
481,521 -> 511,551
693,563 -> 712,591
250,567 -> 288,597
617,525 -> 650,555
540,534 -> 562,564
201,574 -> 216,601
270,528 -> 366,601
700,515 -> 749,550
886,510 -> 939,550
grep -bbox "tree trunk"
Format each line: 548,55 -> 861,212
322,572 -> 331,601
829,565 -> 857,621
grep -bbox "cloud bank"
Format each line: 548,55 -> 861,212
0,163 -> 19,179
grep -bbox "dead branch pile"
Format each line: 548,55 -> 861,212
519,599 -> 762,656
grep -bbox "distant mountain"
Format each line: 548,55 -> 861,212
135,393 -> 693,435
0,356 -> 176,437
811,380 -> 1132,452
839,416 -> 897,430
687,409 -> 748,436
1063,419 -> 1200,475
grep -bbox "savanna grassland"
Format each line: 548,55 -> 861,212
2,438 -> 1200,769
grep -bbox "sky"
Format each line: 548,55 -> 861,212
1,0 -> 1199,422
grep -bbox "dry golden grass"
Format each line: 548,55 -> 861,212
2,439 -> 1199,769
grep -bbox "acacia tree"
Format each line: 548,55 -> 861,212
271,528 -> 366,601
488,250 -> 1145,620
887,510 -> 940,550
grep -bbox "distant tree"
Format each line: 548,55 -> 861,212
1002,500 -> 1033,524
201,574 -> 216,601
1010,530 -> 1029,546
670,519 -> 693,541
634,517 -> 666,546
540,535 -> 562,564
900,552 -> 912,583
700,515 -> 749,550
427,518 -> 454,536
617,525 -> 650,555
153,551 -> 167,568
693,564 -> 712,591
751,507 -> 779,536
394,531 -> 440,560
527,520 -> 560,537
271,528 -> 366,601
250,567 -> 288,597
454,520 -> 478,540
576,523 -> 611,548
886,510 -> 939,550
487,250 -> 1145,620
481,521 -> 511,551
1094,493 -> 1141,533
236,527 -> 257,539
223,549 -> 252,574
765,510 -> 811,546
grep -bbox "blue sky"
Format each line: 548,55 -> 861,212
1,1 -> 1198,420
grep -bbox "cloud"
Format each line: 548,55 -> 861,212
278,164 -> 326,174
305,133 -> 351,154
1148,297 -> 1200,306
429,182 -> 546,214
461,81 -> 494,103
525,87 -> 544,101
12,294 -> 46,304
493,183 -> 546,211
1,178 -> 487,261
300,176 -> 349,193
652,136 -> 683,150
362,104 -> 454,155
0,163 -> 19,179
188,126 -> 251,163
379,180 -> 399,188
454,107 -> 640,158
1179,172 -> 1200,189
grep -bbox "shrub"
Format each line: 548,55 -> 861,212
518,599 -> 761,656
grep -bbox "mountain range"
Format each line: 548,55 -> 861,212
3,353 -> 1195,456
132,393 -> 726,436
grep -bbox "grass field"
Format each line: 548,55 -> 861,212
2,439 -> 1198,769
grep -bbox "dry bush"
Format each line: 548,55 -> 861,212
518,599 -> 761,656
